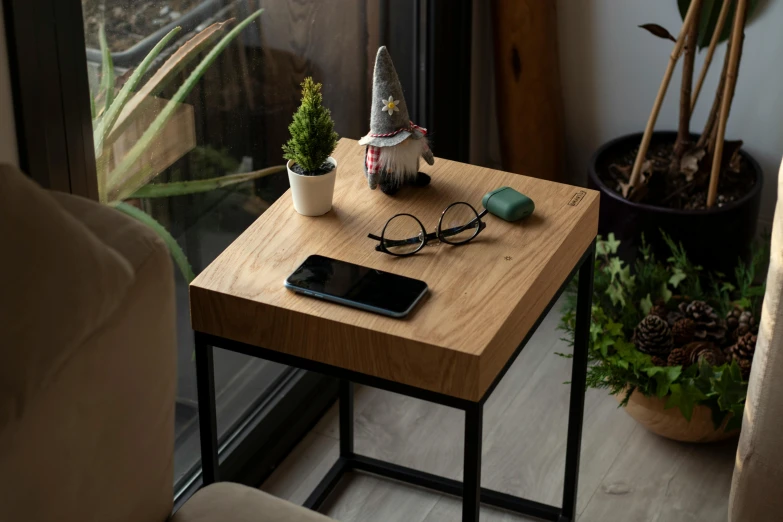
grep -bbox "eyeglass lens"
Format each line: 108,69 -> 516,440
438,203 -> 481,245
382,214 -> 425,255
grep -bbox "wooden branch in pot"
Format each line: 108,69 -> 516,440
691,0 -> 733,111
625,0 -> 703,199
707,0 -> 748,208
673,0 -> 704,166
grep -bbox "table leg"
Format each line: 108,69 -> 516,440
463,402 -> 483,522
339,380 -> 354,457
559,243 -> 595,521
195,335 -> 219,485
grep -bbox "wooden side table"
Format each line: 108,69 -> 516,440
190,139 -> 599,522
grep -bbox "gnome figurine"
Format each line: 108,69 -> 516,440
358,46 -> 434,195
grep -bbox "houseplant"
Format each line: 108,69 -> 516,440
91,8 -> 287,282
589,0 -> 763,273
559,233 -> 767,442
282,77 -> 340,217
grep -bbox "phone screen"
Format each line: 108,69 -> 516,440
285,255 -> 428,316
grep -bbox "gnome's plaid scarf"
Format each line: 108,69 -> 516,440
365,123 -> 429,175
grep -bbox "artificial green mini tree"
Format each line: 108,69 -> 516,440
283,78 -> 339,174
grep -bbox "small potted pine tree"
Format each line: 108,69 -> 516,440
283,77 -> 340,216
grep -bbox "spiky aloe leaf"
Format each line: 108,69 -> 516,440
113,202 -> 195,282
107,9 -> 264,202
98,25 -> 115,115
94,26 -> 182,161
111,20 -> 232,139
128,165 -> 285,198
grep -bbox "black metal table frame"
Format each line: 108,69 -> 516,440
195,241 -> 595,522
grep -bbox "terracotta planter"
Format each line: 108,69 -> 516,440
617,389 -> 738,443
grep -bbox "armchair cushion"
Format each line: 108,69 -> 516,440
0,167 -> 176,522
171,483 -> 336,522
0,165 -> 135,429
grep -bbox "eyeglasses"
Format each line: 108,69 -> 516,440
368,202 -> 489,257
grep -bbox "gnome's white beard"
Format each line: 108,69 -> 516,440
378,137 -> 427,185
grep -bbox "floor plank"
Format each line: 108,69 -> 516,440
262,432 -> 339,506
261,303 -> 737,521
322,474 -> 438,522
579,429 -> 737,522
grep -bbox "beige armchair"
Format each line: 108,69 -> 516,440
729,160 -> 783,521
0,165 -> 332,522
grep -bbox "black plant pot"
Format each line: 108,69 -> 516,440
588,131 -> 763,274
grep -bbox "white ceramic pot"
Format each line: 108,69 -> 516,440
287,157 -> 337,217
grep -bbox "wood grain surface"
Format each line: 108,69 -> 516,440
190,139 -> 598,400
491,0 -> 565,181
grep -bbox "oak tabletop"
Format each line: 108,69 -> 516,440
190,139 -> 599,401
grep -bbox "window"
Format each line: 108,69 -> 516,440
79,0 -> 376,491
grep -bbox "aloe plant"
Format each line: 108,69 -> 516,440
93,9 -> 285,282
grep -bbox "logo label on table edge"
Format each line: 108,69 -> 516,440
569,191 -> 586,206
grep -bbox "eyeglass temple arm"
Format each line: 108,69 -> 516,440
367,232 -> 435,248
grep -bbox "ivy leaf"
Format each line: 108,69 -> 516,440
666,380 -> 707,421
640,294 -> 653,316
712,360 -> 747,411
606,320 -> 624,338
590,321 -> 603,343
646,365 -> 682,397
605,233 -> 621,255
615,338 -> 652,371
595,235 -> 607,256
721,282 -> 736,293
725,403 -> 745,432
595,336 -> 615,358
694,362 -> 717,396
619,265 -> 636,289
660,282 -> 673,303
669,267 -> 687,288
606,257 -> 624,281
733,297 -> 752,310
606,283 -> 626,307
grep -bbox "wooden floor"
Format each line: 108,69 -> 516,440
261,304 -> 738,521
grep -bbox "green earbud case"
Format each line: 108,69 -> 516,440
482,186 -> 535,222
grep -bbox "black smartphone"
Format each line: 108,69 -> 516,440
284,255 -> 428,318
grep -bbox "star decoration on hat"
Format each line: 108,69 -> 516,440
382,96 -> 399,116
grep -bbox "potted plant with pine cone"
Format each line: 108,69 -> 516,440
588,0 -> 764,274
559,232 -> 767,442
283,77 -> 340,216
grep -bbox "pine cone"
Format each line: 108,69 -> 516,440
736,310 -> 757,337
650,302 -> 668,320
667,347 -> 690,367
633,315 -> 673,356
739,359 -> 752,381
685,341 -> 725,367
726,307 -> 743,332
651,355 -> 668,367
727,332 -> 757,361
666,310 -> 684,327
678,300 -> 727,344
672,318 -> 695,345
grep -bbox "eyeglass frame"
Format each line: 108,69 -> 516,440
367,201 -> 489,257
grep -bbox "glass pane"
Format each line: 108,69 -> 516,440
81,0 -> 374,488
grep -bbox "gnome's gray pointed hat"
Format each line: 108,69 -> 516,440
358,46 -> 426,147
